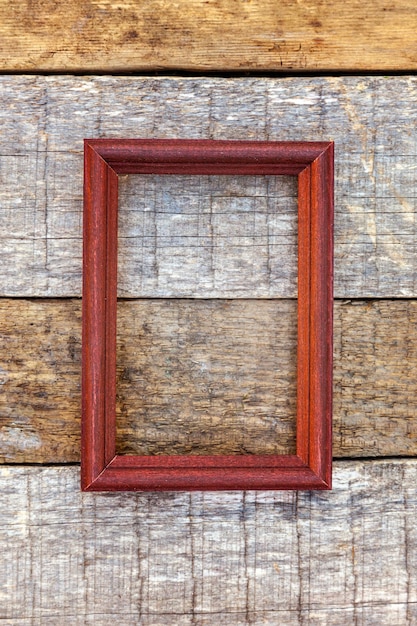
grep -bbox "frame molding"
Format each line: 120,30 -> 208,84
82,139 -> 334,491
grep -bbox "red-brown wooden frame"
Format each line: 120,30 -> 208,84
82,139 -> 333,491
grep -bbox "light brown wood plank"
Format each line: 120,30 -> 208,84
1,298 -> 417,463
1,1 -> 417,72
1,76 -> 417,298
1,461 -> 416,623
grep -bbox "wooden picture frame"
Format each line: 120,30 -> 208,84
82,139 -> 334,491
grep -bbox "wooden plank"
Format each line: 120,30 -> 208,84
114,172 -> 298,298
1,1 -> 417,72
1,298 -> 417,463
1,460 -> 416,623
1,75 -> 417,298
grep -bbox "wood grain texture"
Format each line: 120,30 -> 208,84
1,0 -> 417,72
1,75 -> 417,298
115,299 -> 295,457
1,461 -> 416,624
118,173 -> 299,298
1,298 -> 417,463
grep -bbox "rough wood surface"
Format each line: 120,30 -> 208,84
118,173 -> 298,297
1,461 -> 416,624
1,298 -> 417,463
1,75 -> 417,298
1,1 -> 417,72
116,299 -> 298,457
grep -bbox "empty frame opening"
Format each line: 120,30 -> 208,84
115,174 -> 298,456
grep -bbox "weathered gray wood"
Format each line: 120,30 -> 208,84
118,174 -> 298,298
1,461 -> 416,624
1,298 -> 417,463
1,76 -> 417,297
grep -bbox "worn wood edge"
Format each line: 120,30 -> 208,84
1,0 -> 417,71
1,297 -> 417,463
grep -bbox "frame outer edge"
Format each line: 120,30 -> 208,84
325,143 -> 334,487
82,143 -> 111,489
82,139 -> 334,491
309,145 -> 333,487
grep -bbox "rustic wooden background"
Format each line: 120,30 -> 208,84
1,2 -> 417,624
